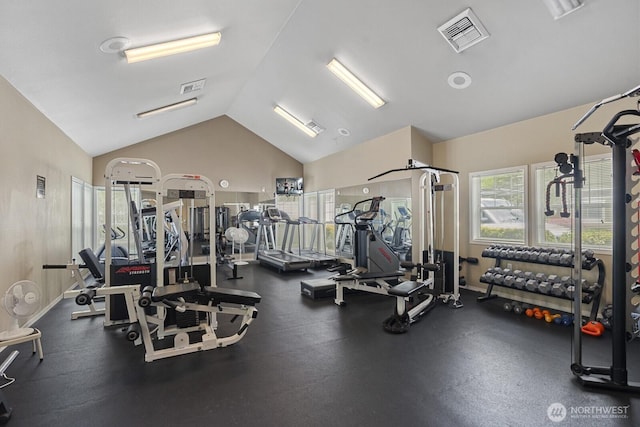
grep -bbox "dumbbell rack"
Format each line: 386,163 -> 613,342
477,245 -> 604,321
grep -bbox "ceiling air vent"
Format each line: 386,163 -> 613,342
438,8 -> 490,53
306,120 -> 325,135
180,78 -> 206,94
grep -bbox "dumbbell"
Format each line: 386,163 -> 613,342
534,308 -> 547,320
559,253 -> 573,266
537,252 -> 550,263
560,314 -> 573,326
503,301 -> 514,312
551,283 -> 566,297
535,272 -> 547,282
493,274 -> 505,285
480,271 -> 494,283
513,277 -> 526,290
539,281 -> 552,294
525,279 -> 539,292
504,275 -> 516,287
545,312 -> 561,323
512,302 -> 525,315
513,269 -> 524,278
481,248 -> 493,257
548,252 -> 562,265
560,276 -> 573,287
565,285 -> 575,299
523,271 -> 535,280
582,249 -> 595,262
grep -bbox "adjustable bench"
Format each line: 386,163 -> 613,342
333,270 -> 406,306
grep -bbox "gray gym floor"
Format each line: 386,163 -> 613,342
3,263 -> 640,426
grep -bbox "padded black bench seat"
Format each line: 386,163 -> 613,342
388,280 -> 425,297
151,282 -> 201,302
353,271 -> 405,280
203,286 -> 261,306
333,274 -> 357,282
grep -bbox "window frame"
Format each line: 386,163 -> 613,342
469,165 -> 528,245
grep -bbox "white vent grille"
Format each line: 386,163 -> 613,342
180,78 -> 206,94
438,8 -> 489,53
306,120 -> 325,135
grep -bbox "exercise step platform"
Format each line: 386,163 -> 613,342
301,278 -> 335,299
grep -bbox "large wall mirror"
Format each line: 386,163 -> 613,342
334,178 -> 412,261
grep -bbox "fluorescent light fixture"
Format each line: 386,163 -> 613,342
137,98 -> 197,119
273,105 -> 317,138
326,58 -> 386,108
124,32 -> 221,63
542,0 -> 584,20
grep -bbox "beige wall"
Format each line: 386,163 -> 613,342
304,126 -> 414,191
93,115 -> 302,196
0,76 -> 92,329
433,100 -> 638,306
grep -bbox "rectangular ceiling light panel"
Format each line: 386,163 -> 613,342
125,32 -> 221,63
137,98 -> 198,119
326,59 -> 386,108
438,8 -> 489,53
274,105 -> 318,138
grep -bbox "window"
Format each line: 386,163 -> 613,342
470,166 -> 527,244
533,154 -> 612,250
71,177 -> 94,258
302,190 -> 336,254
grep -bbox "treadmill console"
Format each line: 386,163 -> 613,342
266,208 -> 282,221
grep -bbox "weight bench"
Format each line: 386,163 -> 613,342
333,270 -> 405,306
133,282 -> 262,362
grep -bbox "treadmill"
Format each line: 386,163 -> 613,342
284,217 -> 338,267
255,208 -> 312,272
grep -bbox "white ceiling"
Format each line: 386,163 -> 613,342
1,1 -> 639,164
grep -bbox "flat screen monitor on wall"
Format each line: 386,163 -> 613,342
275,177 -> 303,195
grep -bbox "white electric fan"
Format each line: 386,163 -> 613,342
224,227 -> 250,264
0,280 -> 41,341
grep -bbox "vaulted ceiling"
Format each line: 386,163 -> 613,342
1,1 -> 638,163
